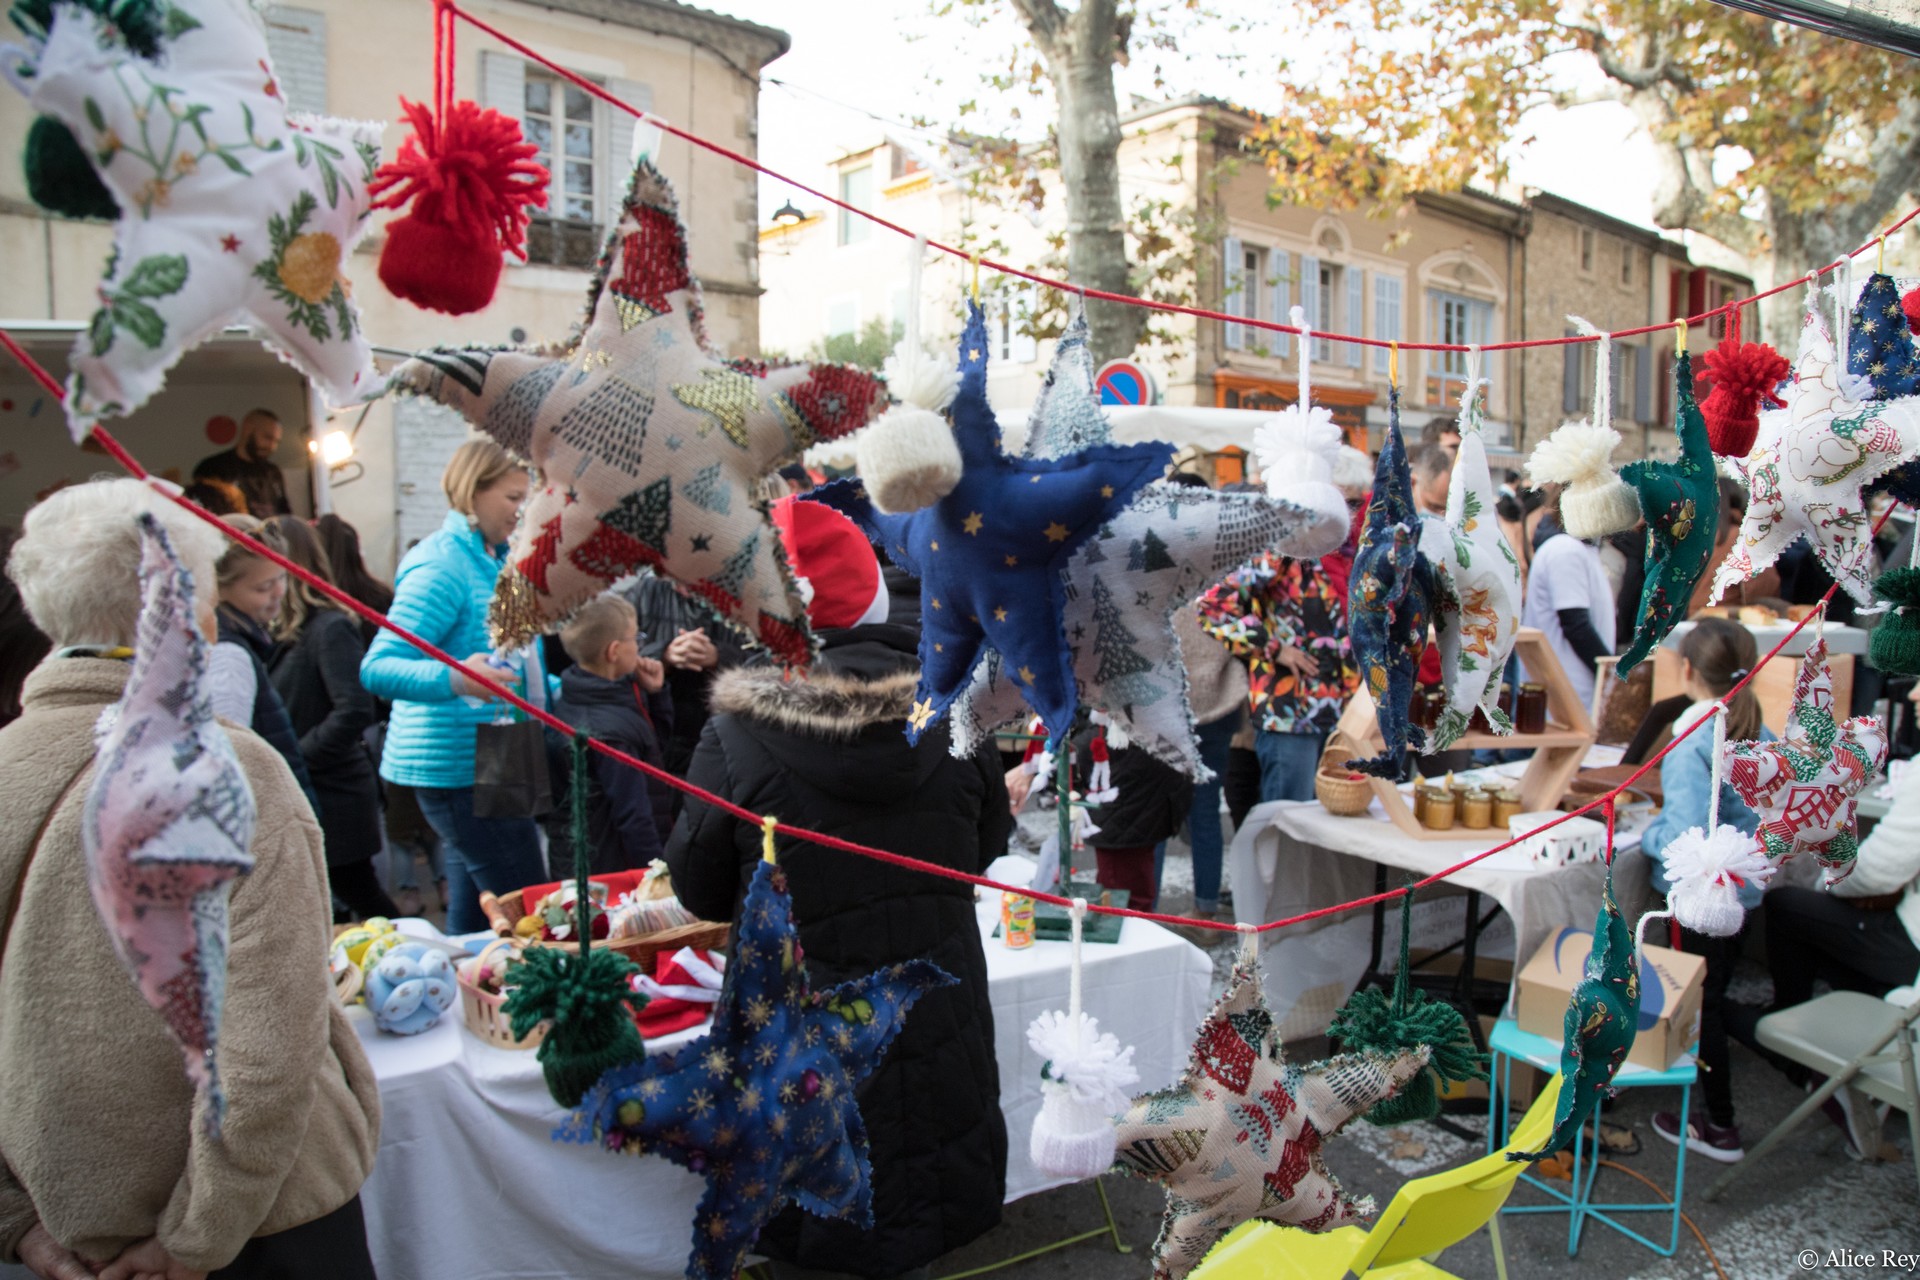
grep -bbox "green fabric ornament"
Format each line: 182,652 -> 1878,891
1327,889 -> 1487,1126
1616,351 -> 1720,676
1870,568 -> 1920,676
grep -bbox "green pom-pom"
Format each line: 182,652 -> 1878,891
24,117 -> 119,220
502,946 -> 648,1108
1329,983 -> 1488,1126
1871,568 -> 1920,677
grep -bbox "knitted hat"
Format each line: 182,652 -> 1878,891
1870,566 -> 1920,675
1526,423 -> 1641,540
1251,412 -> 1350,555
771,496 -> 889,629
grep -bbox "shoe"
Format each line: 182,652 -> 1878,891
1810,1077 -> 1875,1160
1651,1110 -> 1744,1164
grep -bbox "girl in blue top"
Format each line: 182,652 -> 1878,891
1639,617 -> 1772,1165
361,440 -> 545,933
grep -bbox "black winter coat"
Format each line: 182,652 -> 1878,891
1074,729 -> 1194,848
269,608 -> 382,867
215,606 -> 320,817
553,666 -> 675,873
664,625 -> 1011,1277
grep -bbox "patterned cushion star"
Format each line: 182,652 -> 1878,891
560,860 -> 954,1280
21,0 -> 382,439
1111,955 -> 1426,1280
389,159 -> 884,663
1614,351 -> 1720,675
809,302 -> 1171,744
1723,635 -> 1888,886
1712,307 -> 1920,608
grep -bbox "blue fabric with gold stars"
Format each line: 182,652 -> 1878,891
1847,272 -> 1920,506
559,860 -> 955,1280
809,301 -> 1173,744
1344,393 -> 1436,779
1615,352 -> 1720,675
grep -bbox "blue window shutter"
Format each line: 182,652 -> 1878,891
1373,276 -> 1401,374
1269,249 -> 1291,358
1345,267 -> 1365,367
1472,299 -> 1496,403
1223,236 -> 1244,350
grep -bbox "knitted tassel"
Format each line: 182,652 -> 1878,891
1026,1009 -> 1138,1177
1697,339 -> 1790,458
1526,422 -> 1641,540
1663,826 -> 1775,938
1870,568 -> 1920,676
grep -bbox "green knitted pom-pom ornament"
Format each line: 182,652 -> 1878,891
24,117 -> 119,220
503,945 -> 648,1108
1870,568 -> 1920,677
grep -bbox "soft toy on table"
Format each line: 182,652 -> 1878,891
363,941 -> 459,1036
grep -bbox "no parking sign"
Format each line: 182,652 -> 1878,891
1095,359 -> 1158,406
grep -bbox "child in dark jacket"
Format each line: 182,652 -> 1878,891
554,595 -> 675,874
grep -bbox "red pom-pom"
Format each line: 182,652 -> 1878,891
1697,338 -> 1791,458
1902,286 -> 1920,337
368,98 -> 549,315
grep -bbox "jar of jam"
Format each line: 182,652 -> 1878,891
1460,788 -> 1492,829
1515,682 -> 1549,735
1490,786 -> 1523,827
1412,780 -> 1430,825
1424,787 -> 1457,831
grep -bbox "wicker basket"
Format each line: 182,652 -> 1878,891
458,937 -> 546,1051
478,887 -> 729,975
1315,768 -> 1376,816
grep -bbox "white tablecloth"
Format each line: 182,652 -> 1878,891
356,863 -> 1212,1280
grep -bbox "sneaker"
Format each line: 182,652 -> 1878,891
1652,1110 -> 1744,1164
1812,1079 -> 1877,1160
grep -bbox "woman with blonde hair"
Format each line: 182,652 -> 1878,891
360,439 -> 544,932
212,514 -> 319,813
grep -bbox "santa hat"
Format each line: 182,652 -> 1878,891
772,496 -> 890,629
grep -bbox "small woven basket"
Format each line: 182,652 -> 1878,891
1315,769 -> 1376,816
458,937 -> 546,1051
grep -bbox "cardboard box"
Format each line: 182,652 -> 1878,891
1514,929 -> 1706,1072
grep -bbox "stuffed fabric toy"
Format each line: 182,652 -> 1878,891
1614,351 -> 1720,675
83,514 -> 256,1136
17,0 -> 382,439
1344,394 -> 1436,778
363,940 -> 458,1035
558,860 -> 954,1280
1844,272 -> 1920,508
389,158 -> 885,664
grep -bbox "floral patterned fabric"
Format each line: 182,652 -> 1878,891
1196,552 -> 1357,736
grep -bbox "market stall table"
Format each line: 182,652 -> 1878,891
353,864 -> 1212,1280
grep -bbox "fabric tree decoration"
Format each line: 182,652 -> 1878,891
1614,350 -> 1721,675
1723,635 -> 1889,886
1843,272 -> 1920,508
1344,393 -> 1436,778
558,859 -> 954,1280
84,514 -> 256,1135
16,0 -> 383,439
1508,863 -> 1638,1162
389,158 -> 886,664
1711,307 -> 1920,608
809,302 -> 1171,746
1111,949 -> 1427,1280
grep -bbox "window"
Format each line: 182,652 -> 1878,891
838,167 -> 873,246
526,71 -> 595,225
825,297 -> 858,339
1302,257 -> 1363,365
1708,282 -> 1738,339
1427,289 -> 1494,404
989,285 -> 1040,364
262,6 -> 327,114
1222,237 -> 1258,350
1373,275 -> 1403,375
1621,246 -> 1635,288
1316,261 -> 1336,349
1579,227 -> 1596,274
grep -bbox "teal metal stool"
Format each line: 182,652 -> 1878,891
1486,1018 -> 1696,1258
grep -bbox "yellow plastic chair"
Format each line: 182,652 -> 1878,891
1188,1074 -> 1565,1280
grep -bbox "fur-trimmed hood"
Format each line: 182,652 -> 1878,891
710,664 -> 918,738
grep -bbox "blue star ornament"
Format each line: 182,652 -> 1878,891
812,302 -> 1172,743
562,860 -> 954,1280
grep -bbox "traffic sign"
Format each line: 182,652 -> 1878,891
1095,359 -> 1157,406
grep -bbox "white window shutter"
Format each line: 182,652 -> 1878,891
262,6 -> 328,115
1222,236 -> 1244,350
603,78 -> 652,226
1345,267 -> 1365,367
1300,256 -> 1322,362
1011,285 -> 1040,363
1269,249 -> 1291,358
1473,299 -> 1496,402
1373,275 -> 1401,374
479,50 -> 524,119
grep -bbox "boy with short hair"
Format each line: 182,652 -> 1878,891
555,595 -> 676,873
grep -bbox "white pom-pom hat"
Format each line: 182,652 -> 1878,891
855,338 -> 963,514
1526,422 -> 1641,539
1663,825 -> 1776,938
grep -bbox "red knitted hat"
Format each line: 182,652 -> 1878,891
771,496 -> 888,629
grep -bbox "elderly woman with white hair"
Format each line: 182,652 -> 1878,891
0,479 -> 379,1280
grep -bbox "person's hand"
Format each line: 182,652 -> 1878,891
1006,764 -> 1035,814
452,652 -> 500,701
634,656 -> 667,694
96,1237 -> 204,1280
666,628 -> 719,672
19,1223 -> 96,1280
1278,645 -> 1320,679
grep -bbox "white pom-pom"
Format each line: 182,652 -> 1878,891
1252,406 -> 1349,556
1663,826 -> 1776,938
1525,422 -> 1641,539
1026,1009 -> 1139,1178
882,339 -> 960,414
855,340 -> 966,514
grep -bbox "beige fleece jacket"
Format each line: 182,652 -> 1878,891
1175,603 -> 1248,727
0,659 -> 379,1271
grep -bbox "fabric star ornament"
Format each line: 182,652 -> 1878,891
1614,352 -> 1721,675
559,860 -> 954,1280
1344,393 -> 1436,778
810,302 -> 1171,744
1111,954 -> 1427,1280
84,514 -> 256,1135
390,159 -> 884,664
1843,272 -> 1920,508
1723,635 -> 1888,886
20,0 -> 382,439
1712,307 -> 1920,607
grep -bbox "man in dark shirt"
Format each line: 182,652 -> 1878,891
193,408 -> 291,517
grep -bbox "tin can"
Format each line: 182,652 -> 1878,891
1002,893 -> 1036,949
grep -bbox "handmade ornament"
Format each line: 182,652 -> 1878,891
18,0 -> 382,438
1508,864 -> 1638,1162
559,859 -> 954,1280
1711,307 -> 1920,607
390,158 -> 885,663
1344,393 -> 1436,778
1869,567 -> 1920,675
1697,331 -> 1790,459
1112,946 -> 1426,1280
1026,899 -> 1140,1178
1249,306 -> 1357,537
363,940 -> 459,1035
82,514 -> 256,1135
504,942 -> 647,1109
1525,426 -> 1640,540
1615,349 -> 1720,675
810,301 -> 1170,745
1723,635 -> 1888,885
1846,272 -> 1920,400
1662,826 -> 1774,938
855,234 -> 963,513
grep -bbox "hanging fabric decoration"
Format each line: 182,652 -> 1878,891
1250,306 -> 1354,535
1326,889 -> 1487,1126
1419,349 -> 1523,750
366,0 -> 549,315
1615,339 -> 1721,675
83,514 -> 256,1136
809,301 -> 1171,747
1525,321 -> 1641,539
1111,934 -> 1427,1280
389,158 -> 886,664
558,856 -> 954,1280
1723,633 -> 1889,886
1698,310 -> 1791,459
11,0 -> 384,439
1344,390 -> 1436,778
1845,271 -> 1920,400
1026,898 -> 1139,1178
1653,705 -> 1777,937
1868,560 -> 1920,675
856,234 -> 964,513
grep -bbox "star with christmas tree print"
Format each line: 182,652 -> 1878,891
1723,635 -> 1888,886
1111,956 -> 1427,1280
17,0 -> 383,440
1711,306 -> 1920,608
390,159 -> 884,664
808,302 -> 1171,745
559,860 -> 954,1280
1843,272 -> 1920,508
1614,351 -> 1721,676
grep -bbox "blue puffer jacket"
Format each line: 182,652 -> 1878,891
1640,701 -> 1775,910
362,510 -> 509,790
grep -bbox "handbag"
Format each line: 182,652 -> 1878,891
473,717 -> 554,818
